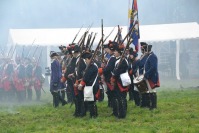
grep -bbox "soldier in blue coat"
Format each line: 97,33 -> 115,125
78,52 -> 99,118
110,42 -> 129,118
128,47 -> 140,106
143,45 -> 160,109
62,44 -> 77,104
50,51 -> 67,107
137,42 -> 150,108
98,41 -> 116,108
73,45 -> 87,117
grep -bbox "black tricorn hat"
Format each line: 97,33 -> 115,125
129,47 -> 138,57
50,51 -> 58,57
64,50 -> 69,55
143,45 -> 152,52
81,52 -> 92,59
108,41 -> 118,51
140,42 -> 148,47
72,45 -> 80,53
113,42 -> 124,54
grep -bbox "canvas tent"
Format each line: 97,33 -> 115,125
7,22 -> 199,80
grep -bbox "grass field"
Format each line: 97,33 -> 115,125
0,80 -> 199,133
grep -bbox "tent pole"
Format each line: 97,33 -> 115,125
47,45 -> 51,84
176,40 -> 180,80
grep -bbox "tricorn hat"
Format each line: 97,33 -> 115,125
129,47 -> 138,57
81,51 -> 92,59
143,44 -> 152,52
72,45 -> 80,53
140,42 -> 148,47
108,41 -> 118,51
114,42 -> 124,54
50,51 -> 58,57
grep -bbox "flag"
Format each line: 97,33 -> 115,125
129,0 -> 140,52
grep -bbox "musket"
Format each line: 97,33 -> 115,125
113,25 -> 121,42
41,87 -> 46,93
7,45 -> 13,57
100,26 -> 116,63
89,33 -> 97,50
21,45 -> 25,59
76,32 -> 87,73
79,31 -> 88,47
83,37 -> 103,77
103,26 -> 116,43
35,47 -> 43,67
27,39 -> 36,58
117,21 -> 138,66
78,22 -> 93,45
0,46 -> 4,56
113,30 -> 118,42
117,25 -> 123,43
32,45 -> 39,58
10,44 -> 17,58
116,25 -> 120,43
101,19 -> 105,62
72,25 -> 83,44
85,32 -> 93,49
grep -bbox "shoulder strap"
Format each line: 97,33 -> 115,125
143,53 -> 152,74
91,63 -> 98,87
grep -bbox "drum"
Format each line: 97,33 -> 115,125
133,75 -> 148,93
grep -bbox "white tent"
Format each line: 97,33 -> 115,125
8,22 -> 199,80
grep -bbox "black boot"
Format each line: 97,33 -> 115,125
84,102 -> 88,112
58,92 -> 68,106
79,100 -> 86,117
61,90 -> 65,100
133,90 -> 140,106
118,97 -> 127,119
145,93 -> 150,109
73,98 -> 80,117
128,85 -> 134,101
106,90 -> 112,107
66,91 -> 73,103
112,97 -> 119,117
140,93 -> 146,108
108,99 -> 112,108
92,104 -> 98,118
89,103 -> 98,118
150,93 -> 157,110
52,92 -> 59,108
98,88 -> 104,102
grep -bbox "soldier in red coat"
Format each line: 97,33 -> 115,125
32,59 -> 43,101
2,59 -> 15,102
14,59 -> 26,102
24,58 -> 33,101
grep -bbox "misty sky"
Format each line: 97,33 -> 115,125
1,0 -> 199,45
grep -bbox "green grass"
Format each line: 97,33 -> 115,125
0,87 -> 199,133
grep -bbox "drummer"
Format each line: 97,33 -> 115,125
137,42 -> 150,108
143,44 -> 160,110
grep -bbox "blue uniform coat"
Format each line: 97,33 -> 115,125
144,52 -> 160,88
50,59 -> 61,91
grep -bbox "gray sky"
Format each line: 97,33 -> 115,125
1,0 -> 199,45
